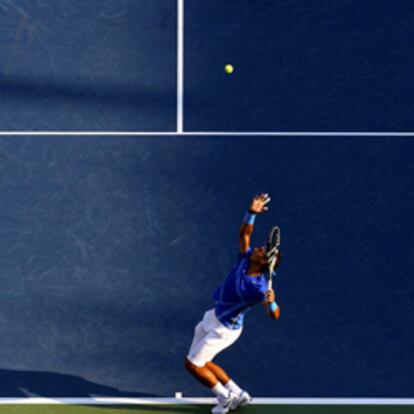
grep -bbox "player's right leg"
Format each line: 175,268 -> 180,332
184,358 -> 219,388
185,312 -> 236,408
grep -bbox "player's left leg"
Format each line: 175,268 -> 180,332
186,311 -> 238,408
206,361 -> 252,409
205,361 -> 230,384
185,358 -> 237,414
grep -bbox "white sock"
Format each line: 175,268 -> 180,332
211,382 -> 230,399
225,379 -> 243,395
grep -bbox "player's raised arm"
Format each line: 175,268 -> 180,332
239,193 -> 271,253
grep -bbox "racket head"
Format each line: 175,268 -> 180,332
266,226 -> 281,287
266,226 -> 280,257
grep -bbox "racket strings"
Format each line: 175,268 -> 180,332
266,226 -> 280,277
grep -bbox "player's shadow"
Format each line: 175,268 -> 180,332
0,369 -> 211,412
0,368 -> 154,397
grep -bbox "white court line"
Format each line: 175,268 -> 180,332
177,0 -> 184,133
0,397 -> 414,405
0,131 -> 414,136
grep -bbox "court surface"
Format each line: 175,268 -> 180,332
1,0 -> 414,131
0,0 -> 413,413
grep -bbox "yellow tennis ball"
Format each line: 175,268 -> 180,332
224,64 -> 234,74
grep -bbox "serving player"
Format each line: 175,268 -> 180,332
185,193 -> 281,414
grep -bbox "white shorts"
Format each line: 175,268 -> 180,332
186,309 -> 242,367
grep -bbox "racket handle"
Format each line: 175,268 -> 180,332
267,278 -> 272,290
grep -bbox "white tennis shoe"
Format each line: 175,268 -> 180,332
231,390 -> 252,410
211,392 -> 237,414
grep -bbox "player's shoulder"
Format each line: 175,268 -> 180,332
238,246 -> 252,260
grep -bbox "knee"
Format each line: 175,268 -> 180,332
185,358 -> 201,373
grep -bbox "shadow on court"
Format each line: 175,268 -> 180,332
0,369 -> 157,397
0,75 -> 173,110
0,369 -> 213,413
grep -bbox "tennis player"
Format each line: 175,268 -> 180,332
185,193 -> 281,414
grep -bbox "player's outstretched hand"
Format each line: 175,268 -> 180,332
249,193 -> 271,214
265,289 -> 276,304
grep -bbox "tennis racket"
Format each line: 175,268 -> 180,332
266,226 -> 281,289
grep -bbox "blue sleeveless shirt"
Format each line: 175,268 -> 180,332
213,248 -> 268,330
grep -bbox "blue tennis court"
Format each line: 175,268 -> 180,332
0,1 -> 413,413
1,0 -> 414,132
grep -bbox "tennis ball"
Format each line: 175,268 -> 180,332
224,64 -> 234,74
